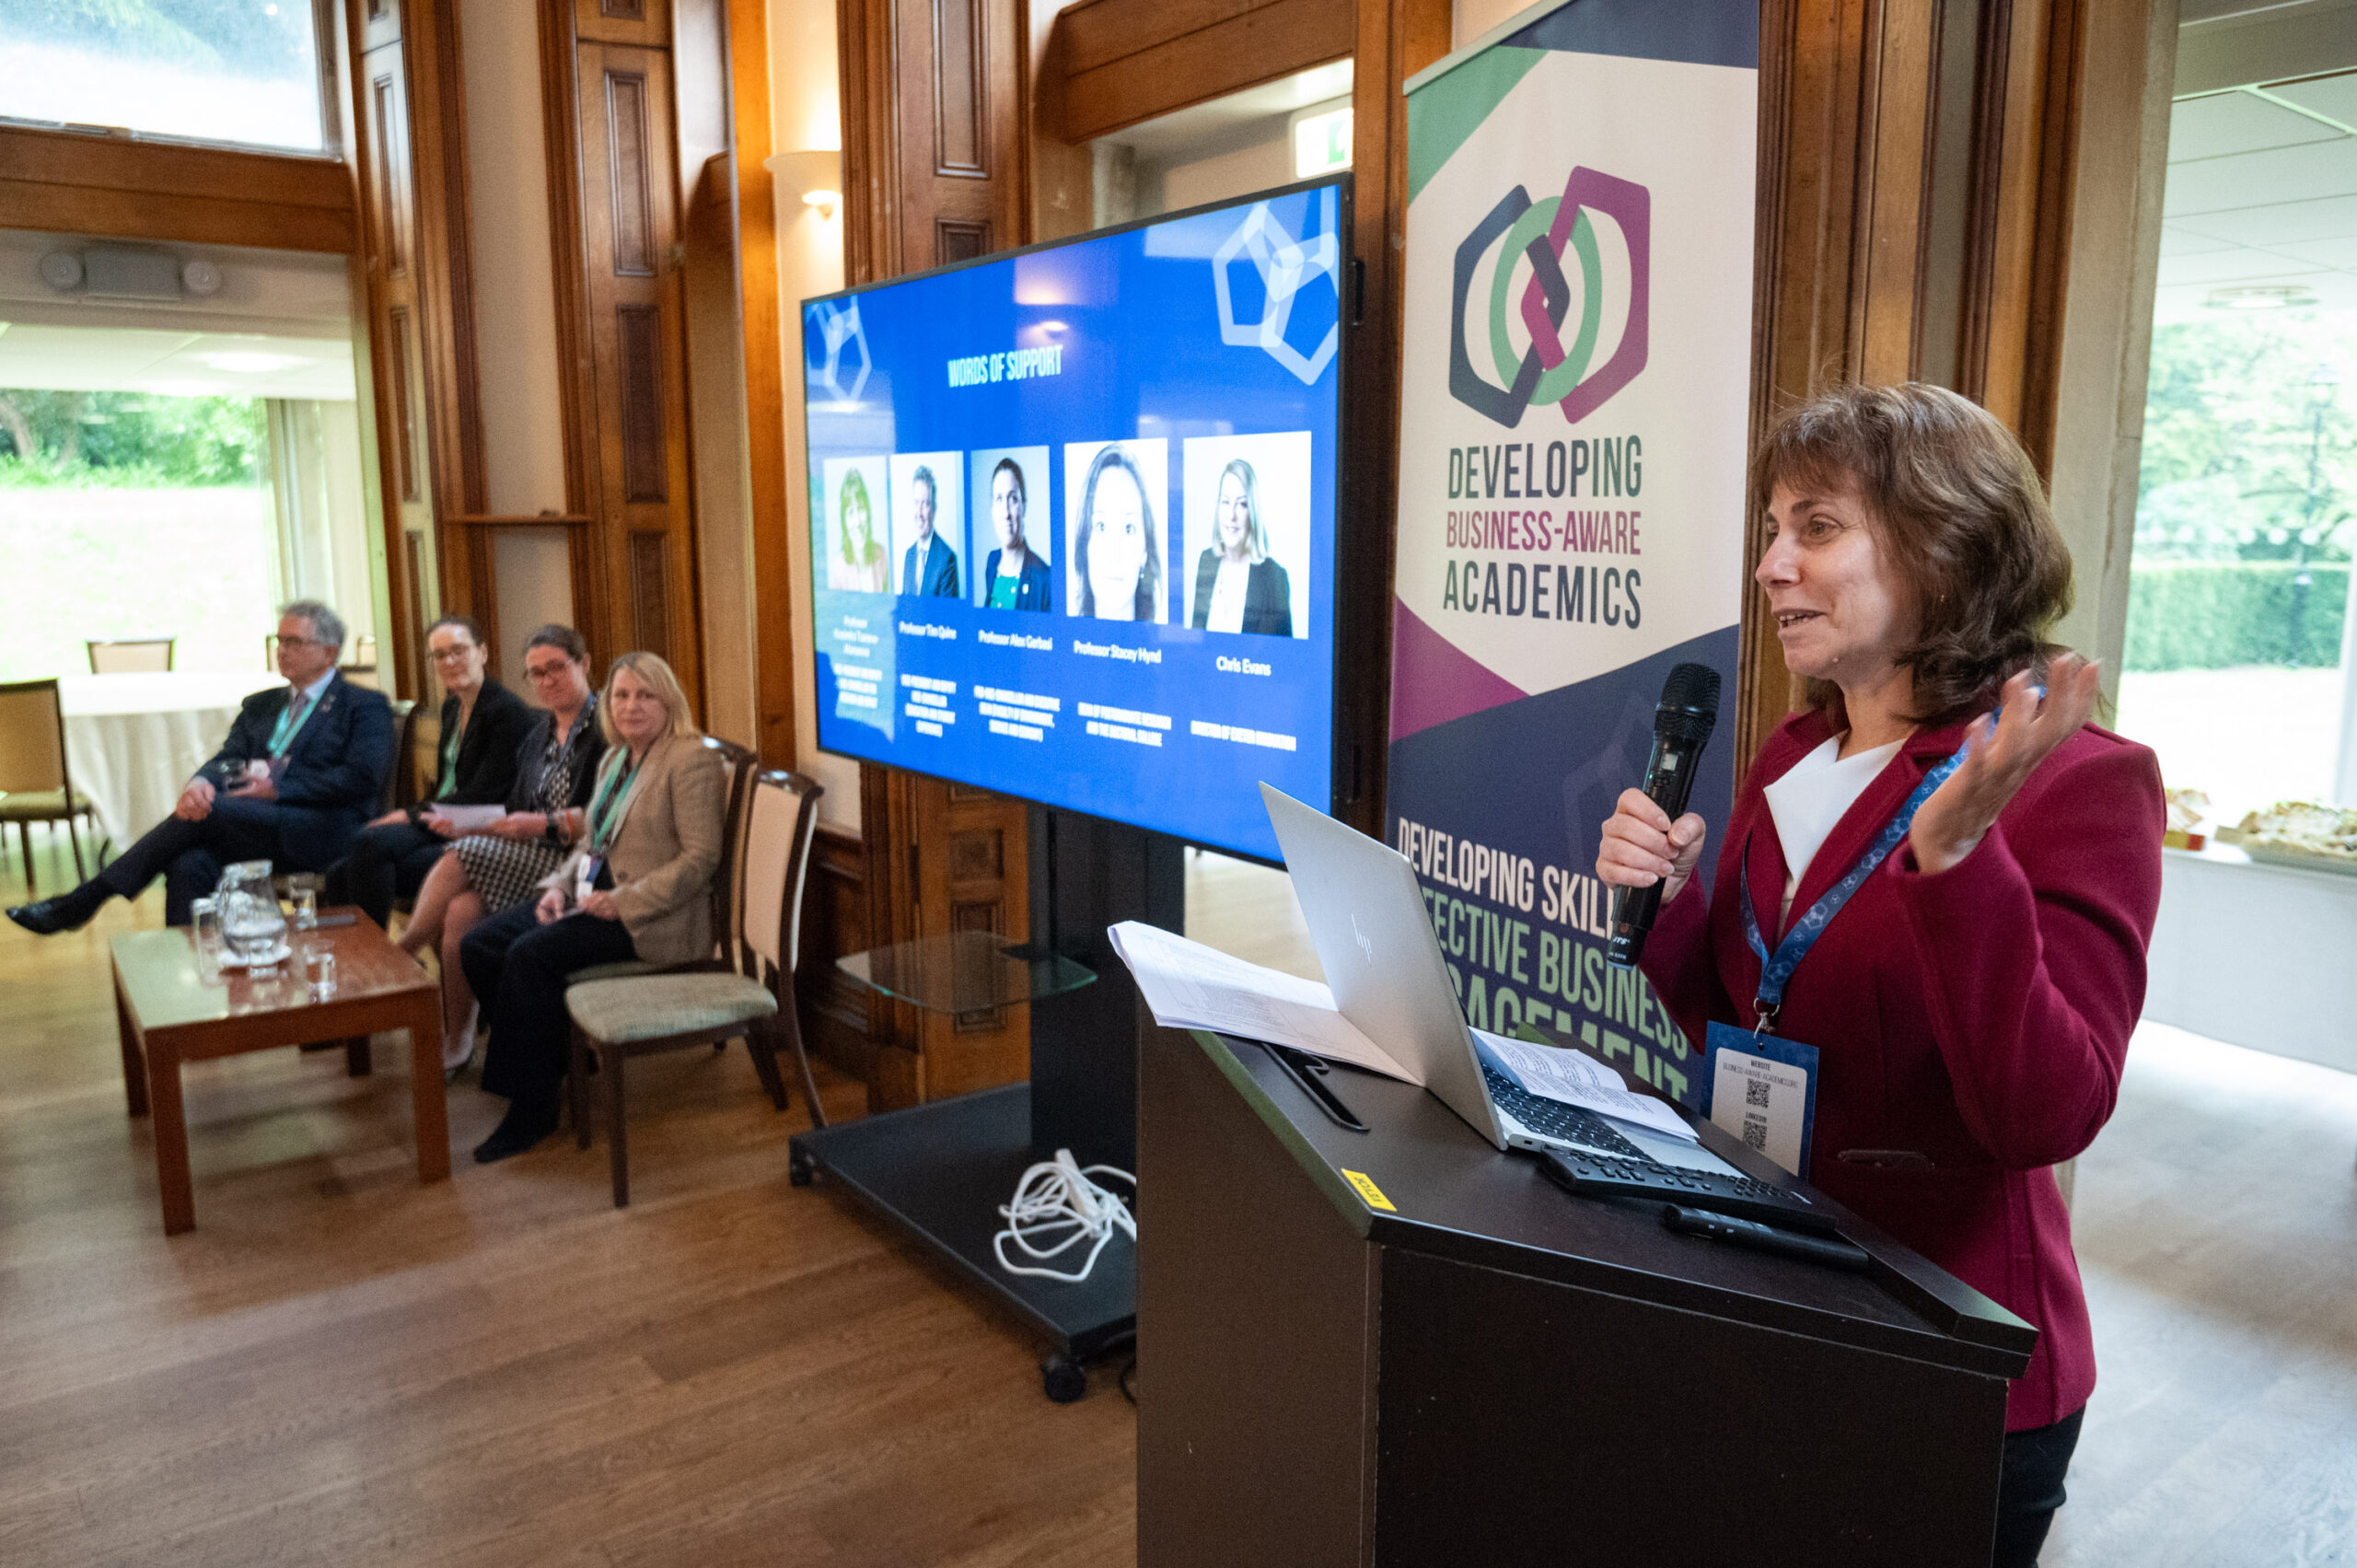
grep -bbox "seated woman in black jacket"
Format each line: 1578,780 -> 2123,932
326,615 -> 532,928
396,624 -> 608,1079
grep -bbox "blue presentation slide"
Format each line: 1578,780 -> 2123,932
803,178 -> 1345,860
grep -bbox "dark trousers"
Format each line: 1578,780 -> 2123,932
325,820 -> 448,928
1993,1405 -> 2083,1568
461,901 -> 638,1112
97,796 -> 342,926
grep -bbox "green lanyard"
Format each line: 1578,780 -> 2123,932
585,752 -> 644,855
268,687 -> 319,756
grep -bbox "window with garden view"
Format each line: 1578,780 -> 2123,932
2119,311 -> 2356,835
0,389 -> 279,679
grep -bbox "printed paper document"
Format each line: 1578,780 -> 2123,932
1111,922 -> 1699,1144
1472,1028 -> 1697,1143
424,804 -> 505,830
1109,921 -> 1416,1081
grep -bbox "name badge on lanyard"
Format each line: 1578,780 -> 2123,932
575,753 -> 640,906
1711,726 -> 1981,1177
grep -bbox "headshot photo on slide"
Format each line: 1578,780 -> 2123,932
891,451 -> 965,598
1066,438 -> 1170,624
970,446 -> 1053,612
1182,431 -> 1311,638
823,455 -> 892,595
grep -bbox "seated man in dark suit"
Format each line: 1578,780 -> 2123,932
898,465 -> 961,598
8,600 -> 395,934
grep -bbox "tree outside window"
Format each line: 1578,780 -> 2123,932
2119,312 -> 2357,828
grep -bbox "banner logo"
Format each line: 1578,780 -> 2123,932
807,299 -> 872,403
1448,167 -> 1650,428
1213,198 -> 1341,386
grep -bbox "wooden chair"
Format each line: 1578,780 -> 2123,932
565,767 -> 826,1207
86,638 -> 174,673
381,699 -> 420,816
566,735 -> 758,985
0,679 -> 98,892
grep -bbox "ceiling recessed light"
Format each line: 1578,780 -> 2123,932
2205,285 -> 2314,311
200,351 -> 307,374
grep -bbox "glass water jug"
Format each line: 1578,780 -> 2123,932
216,860 -> 288,966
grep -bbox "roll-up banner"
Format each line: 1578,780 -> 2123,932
1387,0 -> 1756,1107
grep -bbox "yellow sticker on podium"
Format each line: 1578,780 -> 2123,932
1341,1169 -> 1396,1212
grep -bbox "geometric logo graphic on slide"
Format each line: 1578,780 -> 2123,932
1447,166 -> 1650,429
807,298 -> 871,403
1212,199 -> 1341,386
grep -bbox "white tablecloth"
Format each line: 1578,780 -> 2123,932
59,672 -> 284,847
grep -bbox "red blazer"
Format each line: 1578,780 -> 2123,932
1640,706 -> 2164,1431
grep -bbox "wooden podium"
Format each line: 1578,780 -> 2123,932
1136,1021 -> 2038,1568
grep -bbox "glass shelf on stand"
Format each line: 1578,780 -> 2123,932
835,929 -> 1096,1015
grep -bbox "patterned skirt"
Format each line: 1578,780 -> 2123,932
453,835 -> 565,915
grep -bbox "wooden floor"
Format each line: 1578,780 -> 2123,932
0,830 -> 1135,1568
2,831 -> 2352,1564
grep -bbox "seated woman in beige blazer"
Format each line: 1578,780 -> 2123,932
459,651 -> 727,1163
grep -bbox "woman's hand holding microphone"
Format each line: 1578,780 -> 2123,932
1597,788 -> 1710,905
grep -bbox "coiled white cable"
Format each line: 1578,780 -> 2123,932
993,1148 -> 1137,1283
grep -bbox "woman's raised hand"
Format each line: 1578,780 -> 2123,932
1597,787 -> 1709,905
1909,655 -> 2102,875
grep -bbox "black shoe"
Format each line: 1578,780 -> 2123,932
7,884 -> 109,935
471,1099 -> 558,1164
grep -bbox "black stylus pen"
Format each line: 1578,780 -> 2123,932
1266,1043 -> 1369,1132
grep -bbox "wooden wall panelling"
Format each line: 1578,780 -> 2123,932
1051,0 -> 1353,144
726,0 -> 800,766
552,26 -> 707,704
798,825 -> 888,1099
449,514 -> 599,665
897,0 -> 1028,269
345,0 -> 487,703
1736,0 -> 2152,763
0,126 -> 358,254
1337,0 -> 1450,837
832,0 -> 1037,1111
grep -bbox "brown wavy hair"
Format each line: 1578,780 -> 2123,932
1754,382 -> 2073,724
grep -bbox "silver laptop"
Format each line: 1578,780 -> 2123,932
1260,783 -> 1726,1171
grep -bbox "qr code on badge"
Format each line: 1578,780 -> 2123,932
1742,1114 -> 1768,1150
1745,1077 -> 1771,1109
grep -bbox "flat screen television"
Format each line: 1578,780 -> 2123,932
801,176 -> 1348,861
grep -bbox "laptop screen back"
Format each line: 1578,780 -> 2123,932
1260,784 -> 1507,1148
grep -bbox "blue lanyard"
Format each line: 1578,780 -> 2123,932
1738,736 -> 1976,1032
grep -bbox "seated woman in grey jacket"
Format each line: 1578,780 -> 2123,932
459,651 -> 727,1163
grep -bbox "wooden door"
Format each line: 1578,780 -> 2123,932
830,0 -> 1036,1111
549,0 -> 706,708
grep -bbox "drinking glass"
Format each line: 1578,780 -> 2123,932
191,898 -> 224,980
305,943 -> 337,1000
290,878 -> 320,930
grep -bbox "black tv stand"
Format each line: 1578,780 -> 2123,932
788,806 -> 1183,1400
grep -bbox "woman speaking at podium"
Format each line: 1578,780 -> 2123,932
1597,384 -> 2163,1567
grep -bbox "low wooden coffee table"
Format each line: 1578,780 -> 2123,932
110,910 -> 447,1235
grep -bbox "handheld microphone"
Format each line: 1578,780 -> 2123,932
1607,662 -> 1722,970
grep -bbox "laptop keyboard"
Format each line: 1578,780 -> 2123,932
1483,1064 -> 1648,1159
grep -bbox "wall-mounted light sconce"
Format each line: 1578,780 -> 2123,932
765,149 -> 844,222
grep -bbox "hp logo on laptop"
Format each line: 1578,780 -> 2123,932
1352,913 -> 1375,965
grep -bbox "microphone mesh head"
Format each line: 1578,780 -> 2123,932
1657,663 -> 1721,744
